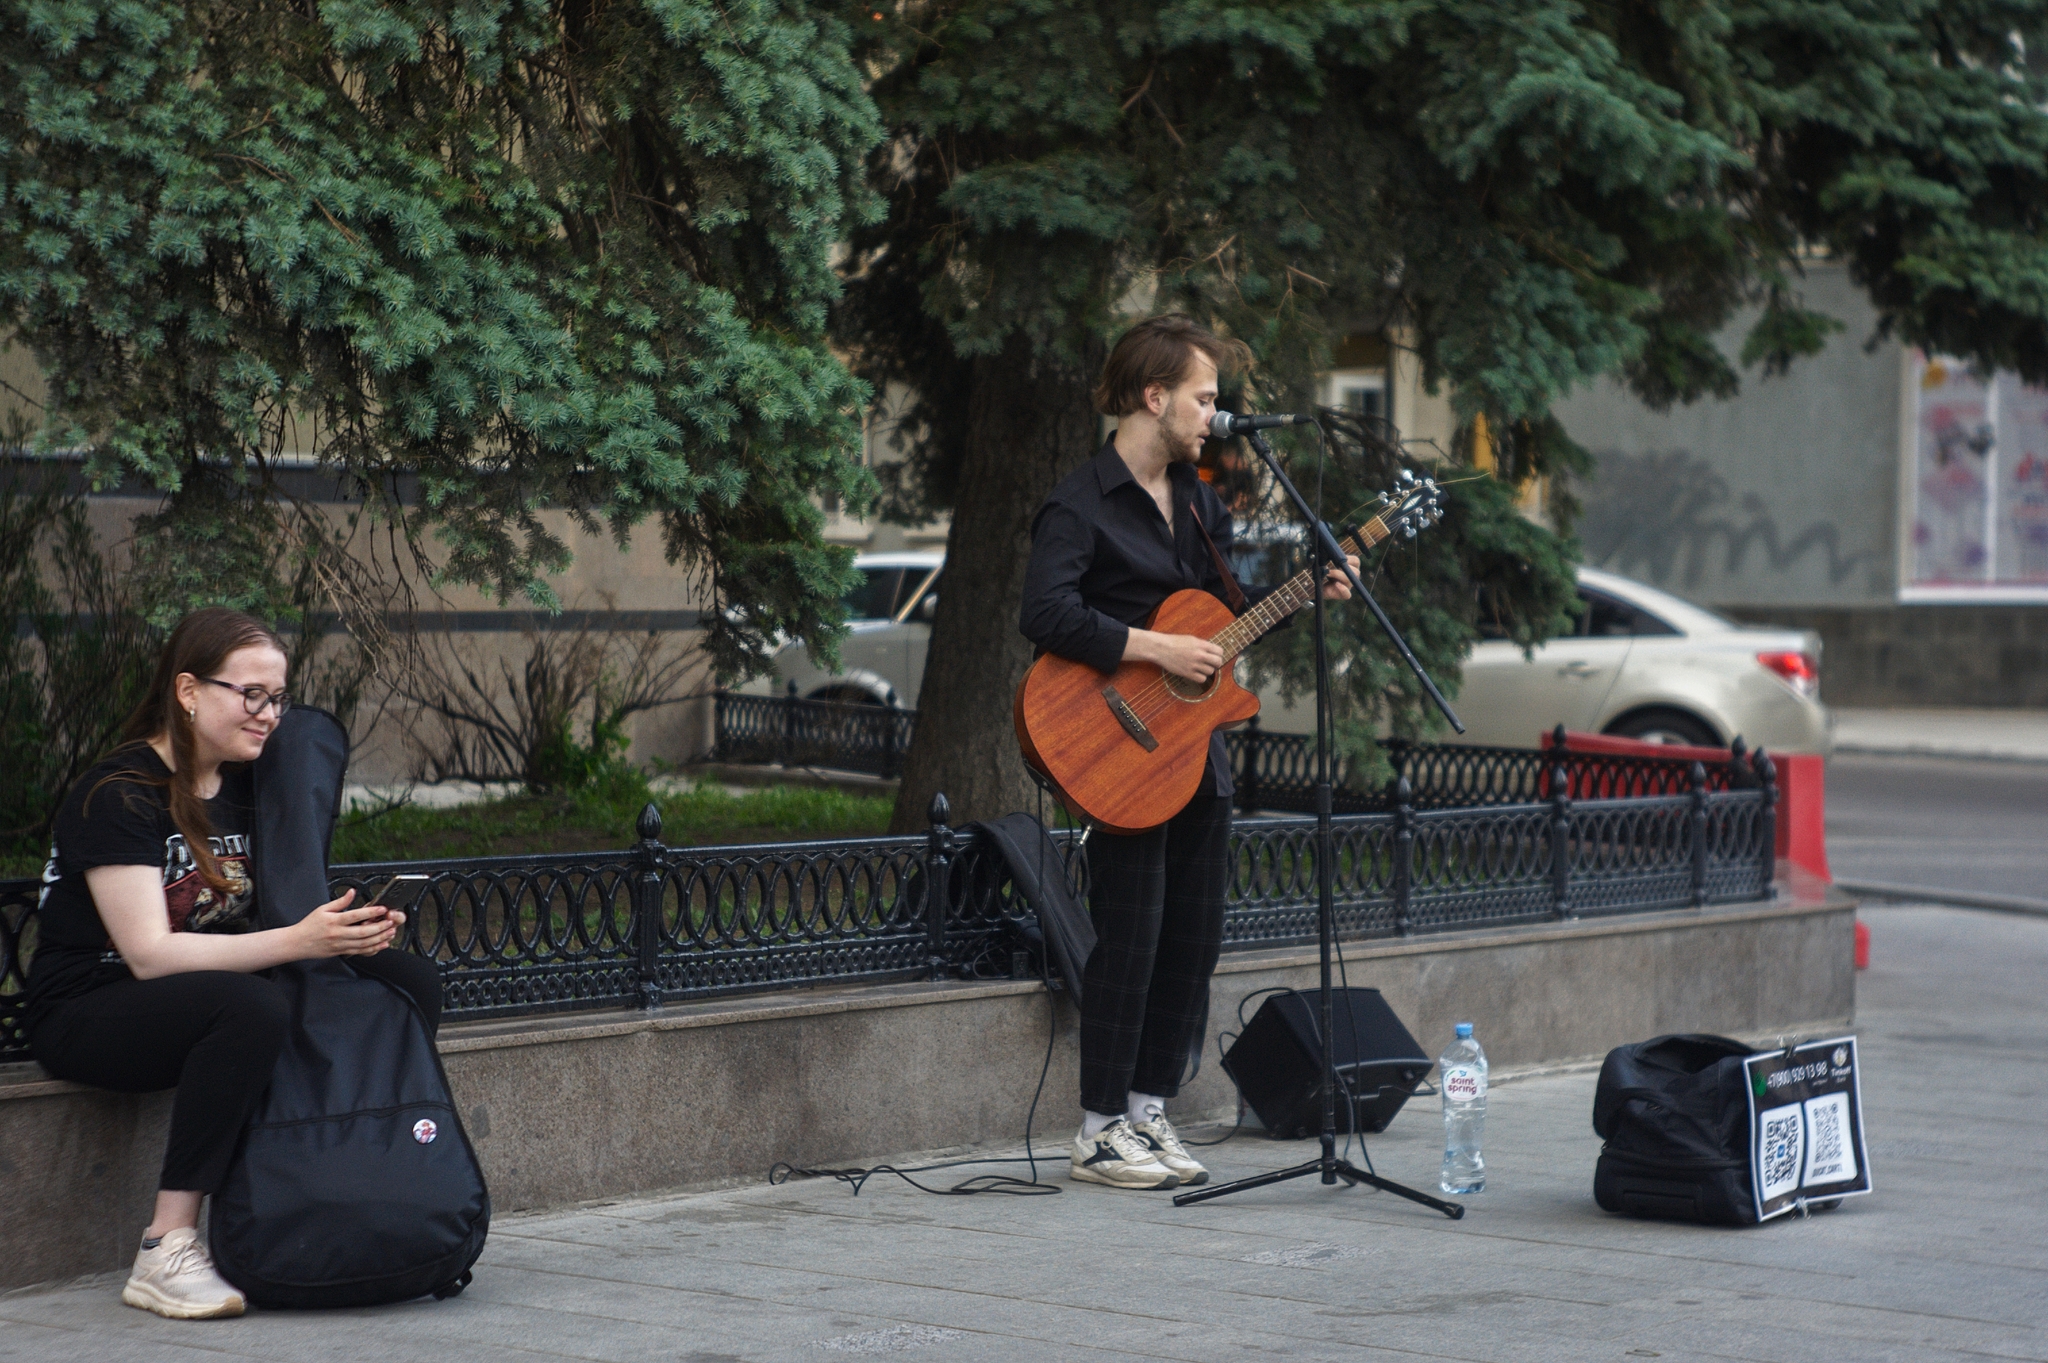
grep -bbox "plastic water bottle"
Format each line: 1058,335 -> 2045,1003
1439,1022 -> 1487,1194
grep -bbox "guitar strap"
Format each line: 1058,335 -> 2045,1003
1189,503 -> 1248,615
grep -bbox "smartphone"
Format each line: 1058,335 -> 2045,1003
361,873 -> 431,915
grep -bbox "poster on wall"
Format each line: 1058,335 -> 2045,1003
1907,354 -> 2048,599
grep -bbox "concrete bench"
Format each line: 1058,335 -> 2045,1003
0,889 -> 1854,1292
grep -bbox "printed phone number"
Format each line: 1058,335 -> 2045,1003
1763,1060 -> 1832,1090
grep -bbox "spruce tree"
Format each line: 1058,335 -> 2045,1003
0,0 -> 882,680
840,0 -> 2048,826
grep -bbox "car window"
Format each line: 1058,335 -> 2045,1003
1227,539 -> 1292,592
901,570 -> 941,620
845,568 -> 908,621
1580,588 -> 1679,637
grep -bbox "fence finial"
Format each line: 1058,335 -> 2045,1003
928,791 -> 951,827
636,800 -> 663,844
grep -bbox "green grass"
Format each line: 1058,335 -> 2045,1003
0,779 -> 899,880
330,778 -> 899,865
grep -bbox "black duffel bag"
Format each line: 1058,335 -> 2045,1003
1592,1033 -> 1757,1226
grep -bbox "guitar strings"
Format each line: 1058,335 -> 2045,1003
1119,517 -> 1391,725
1119,524 -> 1378,723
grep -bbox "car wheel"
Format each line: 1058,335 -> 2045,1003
1604,707 -> 1720,748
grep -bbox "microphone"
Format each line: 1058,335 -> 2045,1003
1209,410 -> 1314,439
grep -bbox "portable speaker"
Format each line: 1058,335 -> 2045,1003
1221,988 -> 1431,1138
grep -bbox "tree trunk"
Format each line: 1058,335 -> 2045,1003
889,333 -> 1105,831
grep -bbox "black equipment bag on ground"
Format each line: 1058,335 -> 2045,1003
970,814 -> 1095,1003
209,708 -> 490,1307
1592,1033 -> 1758,1226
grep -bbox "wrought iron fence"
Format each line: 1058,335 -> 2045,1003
712,686 -> 914,779
709,689 -> 1756,814
0,748 -> 1778,1065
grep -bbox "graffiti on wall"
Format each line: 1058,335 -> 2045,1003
1581,448 -> 1883,594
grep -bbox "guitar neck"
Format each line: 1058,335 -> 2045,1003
1211,513 -> 1395,660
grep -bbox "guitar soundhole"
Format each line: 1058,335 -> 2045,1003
1165,672 -> 1221,702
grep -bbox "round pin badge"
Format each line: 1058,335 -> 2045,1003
413,1118 -> 438,1144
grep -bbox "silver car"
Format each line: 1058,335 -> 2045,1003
1261,565 -> 1829,754
752,555 -> 1830,756
1448,566 -> 1829,754
749,551 -> 943,707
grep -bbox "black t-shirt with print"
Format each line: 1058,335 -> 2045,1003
25,746 -> 258,1028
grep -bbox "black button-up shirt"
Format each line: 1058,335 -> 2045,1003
1020,438 -> 1272,799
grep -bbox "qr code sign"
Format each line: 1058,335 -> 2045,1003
1802,1091 -> 1858,1186
1758,1103 -> 1804,1201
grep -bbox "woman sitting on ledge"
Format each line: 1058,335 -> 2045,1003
24,607 -> 440,1320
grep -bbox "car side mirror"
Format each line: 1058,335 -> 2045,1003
917,593 -> 939,623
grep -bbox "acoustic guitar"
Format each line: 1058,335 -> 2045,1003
1014,473 -> 1444,834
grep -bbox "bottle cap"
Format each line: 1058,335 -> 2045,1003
1455,1022 -> 1473,1039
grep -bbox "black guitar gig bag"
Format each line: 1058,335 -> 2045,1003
209,707 -> 490,1306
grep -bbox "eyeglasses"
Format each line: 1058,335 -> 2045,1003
199,677 -> 293,718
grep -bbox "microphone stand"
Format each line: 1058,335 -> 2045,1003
1173,428 -> 1465,1219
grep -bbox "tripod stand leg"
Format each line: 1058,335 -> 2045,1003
1172,1158 -> 1325,1208
1330,1160 -> 1466,1219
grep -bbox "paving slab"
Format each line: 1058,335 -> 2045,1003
1,903 -> 2041,1363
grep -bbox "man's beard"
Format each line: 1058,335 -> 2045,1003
1158,399 -> 1204,464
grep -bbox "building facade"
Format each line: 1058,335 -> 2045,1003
1554,261 -> 2048,708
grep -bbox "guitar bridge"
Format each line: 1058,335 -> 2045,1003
1101,686 -> 1158,752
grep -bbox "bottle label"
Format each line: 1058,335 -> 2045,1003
1442,1066 -> 1485,1103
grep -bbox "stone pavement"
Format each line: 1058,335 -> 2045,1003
2,903 -> 2041,1363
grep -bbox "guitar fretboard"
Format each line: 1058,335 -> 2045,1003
1211,513 -> 1394,661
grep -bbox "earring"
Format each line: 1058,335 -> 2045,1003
187,706 -> 197,721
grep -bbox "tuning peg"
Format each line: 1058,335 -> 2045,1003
1399,469 -> 1416,484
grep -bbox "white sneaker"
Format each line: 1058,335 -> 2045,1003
1132,1113 -> 1209,1186
121,1228 -> 246,1319
1070,1119 -> 1181,1189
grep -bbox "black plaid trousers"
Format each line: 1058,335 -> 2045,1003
1079,792 -> 1233,1116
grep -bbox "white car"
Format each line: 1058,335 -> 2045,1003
1259,566 -> 1829,755
1450,566 -> 1829,754
748,551 -> 943,707
751,555 -> 1830,757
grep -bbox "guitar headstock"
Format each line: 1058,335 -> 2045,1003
1379,469 -> 1444,540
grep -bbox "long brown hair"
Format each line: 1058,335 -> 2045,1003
90,608 -> 286,893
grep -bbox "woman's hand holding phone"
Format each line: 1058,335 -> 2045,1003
293,889 -> 403,958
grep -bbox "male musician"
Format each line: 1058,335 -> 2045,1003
1019,315 -> 1357,1188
